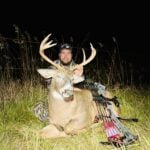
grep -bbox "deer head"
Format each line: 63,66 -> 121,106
37,34 -> 96,101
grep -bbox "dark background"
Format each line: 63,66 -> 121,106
0,23 -> 149,85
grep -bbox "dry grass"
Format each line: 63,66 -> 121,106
0,81 -> 150,150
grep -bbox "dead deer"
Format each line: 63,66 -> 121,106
37,34 -> 119,138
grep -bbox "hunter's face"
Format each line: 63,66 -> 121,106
59,49 -> 72,65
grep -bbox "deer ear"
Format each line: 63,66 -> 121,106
37,69 -> 57,79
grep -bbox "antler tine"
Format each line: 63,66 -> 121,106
39,34 -> 63,70
82,48 -> 86,63
72,43 -> 96,70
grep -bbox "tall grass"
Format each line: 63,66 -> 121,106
0,25 -> 137,86
0,81 -> 150,150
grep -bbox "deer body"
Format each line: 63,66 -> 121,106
50,90 -> 95,127
37,34 -> 118,138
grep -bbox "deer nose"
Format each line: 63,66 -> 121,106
62,89 -> 73,99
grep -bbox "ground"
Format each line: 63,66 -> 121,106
0,82 -> 150,150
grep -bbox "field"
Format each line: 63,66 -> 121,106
0,81 -> 150,150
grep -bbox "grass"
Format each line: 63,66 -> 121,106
0,81 -> 150,150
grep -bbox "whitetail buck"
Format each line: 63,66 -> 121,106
37,34 -> 119,138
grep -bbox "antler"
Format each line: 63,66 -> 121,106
39,34 -> 96,71
39,34 -> 63,70
71,43 -> 96,70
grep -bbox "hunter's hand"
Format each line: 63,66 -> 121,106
73,66 -> 84,76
